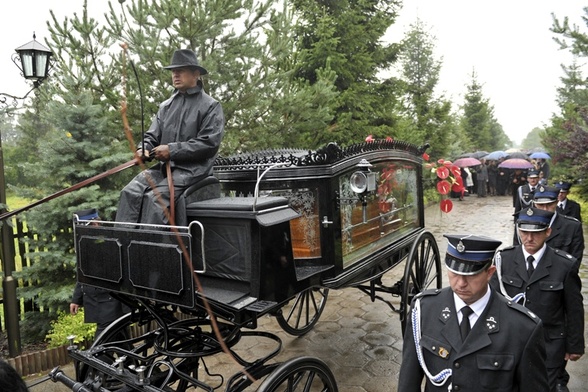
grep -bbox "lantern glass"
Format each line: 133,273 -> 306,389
19,51 -> 34,78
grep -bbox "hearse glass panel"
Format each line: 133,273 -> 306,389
339,160 -> 420,268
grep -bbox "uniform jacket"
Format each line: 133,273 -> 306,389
547,213 -> 584,262
513,184 -> 535,214
398,287 -> 547,392
72,283 -> 126,324
491,245 -> 585,368
557,199 -> 582,222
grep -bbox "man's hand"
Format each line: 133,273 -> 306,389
151,145 -> 171,162
135,149 -> 151,162
565,353 -> 583,361
70,303 -> 80,315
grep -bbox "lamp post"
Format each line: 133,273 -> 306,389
1,33 -> 52,357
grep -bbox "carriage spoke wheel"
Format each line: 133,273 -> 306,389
257,356 -> 338,392
275,287 -> 328,336
400,231 -> 442,335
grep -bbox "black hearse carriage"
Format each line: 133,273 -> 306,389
51,140 -> 442,392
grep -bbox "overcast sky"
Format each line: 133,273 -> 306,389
1,1 -> 586,145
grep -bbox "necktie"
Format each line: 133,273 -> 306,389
460,306 -> 473,341
527,255 -> 535,278
558,202 -> 564,209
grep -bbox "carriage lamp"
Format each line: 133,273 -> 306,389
350,159 -> 376,223
350,159 -> 376,194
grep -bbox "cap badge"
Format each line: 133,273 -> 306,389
539,186 -> 545,192
457,240 -> 465,253
526,209 -> 534,216
438,347 -> 449,358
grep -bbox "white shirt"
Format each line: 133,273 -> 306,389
522,243 -> 547,271
453,285 -> 492,329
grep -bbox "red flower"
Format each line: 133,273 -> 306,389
422,152 -> 430,161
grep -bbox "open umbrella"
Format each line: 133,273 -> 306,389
529,152 -> 551,159
453,157 -> 482,168
484,150 -> 507,160
471,151 -> 489,159
506,151 -> 528,160
498,158 -> 534,169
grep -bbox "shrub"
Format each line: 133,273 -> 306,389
45,310 -> 95,349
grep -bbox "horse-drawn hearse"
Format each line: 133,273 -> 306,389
49,139 -> 442,391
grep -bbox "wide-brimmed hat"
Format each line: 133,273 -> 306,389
444,234 -> 502,276
164,49 -> 208,75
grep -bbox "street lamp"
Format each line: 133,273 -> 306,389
1,33 -> 53,107
1,33 -> 52,357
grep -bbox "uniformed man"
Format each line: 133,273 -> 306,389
512,169 -> 539,244
513,168 -> 539,218
555,181 -> 582,222
398,234 -> 548,391
491,207 -> 584,392
532,185 -> 584,263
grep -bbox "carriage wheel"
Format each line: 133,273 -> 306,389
275,287 -> 329,336
400,231 -> 442,335
256,356 -> 338,392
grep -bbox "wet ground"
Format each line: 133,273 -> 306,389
28,194 -> 588,391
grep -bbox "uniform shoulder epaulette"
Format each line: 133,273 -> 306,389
497,245 -> 516,253
559,213 -> 580,223
414,288 -> 442,299
553,248 -> 577,262
505,299 -> 541,324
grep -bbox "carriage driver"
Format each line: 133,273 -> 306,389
116,49 -> 224,226
398,234 -> 548,391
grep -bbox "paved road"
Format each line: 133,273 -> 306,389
28,195 -> 588,391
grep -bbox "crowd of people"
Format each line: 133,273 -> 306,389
453,157 -> 551,200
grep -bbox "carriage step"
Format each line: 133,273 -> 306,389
295,264 -> 334,281
245,300 -> 278,313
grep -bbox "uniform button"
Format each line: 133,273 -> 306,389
494,362 -> 499,367
432,346 -> 436,351
454,386 -> 461,391
454,362 -> 461,368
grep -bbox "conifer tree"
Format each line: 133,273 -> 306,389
396,19 -> 453,159
291,0 -> 403,146
459,72 -> 509,152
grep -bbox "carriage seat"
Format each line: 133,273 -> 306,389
182,176 -> 221,204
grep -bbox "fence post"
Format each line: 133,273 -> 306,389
0,132 -> 22,356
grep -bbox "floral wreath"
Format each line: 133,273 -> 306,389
423,154 -> 464,213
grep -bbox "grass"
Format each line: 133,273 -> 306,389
5,194 -> 30,210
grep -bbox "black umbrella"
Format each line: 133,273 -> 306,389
471,151 -> 489,159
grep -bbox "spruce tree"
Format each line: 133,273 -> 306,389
459,72 -> 509,152
396,19 -> 454,159
291,0 -> 403,146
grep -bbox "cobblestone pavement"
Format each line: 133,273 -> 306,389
29,195 -> 588,391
